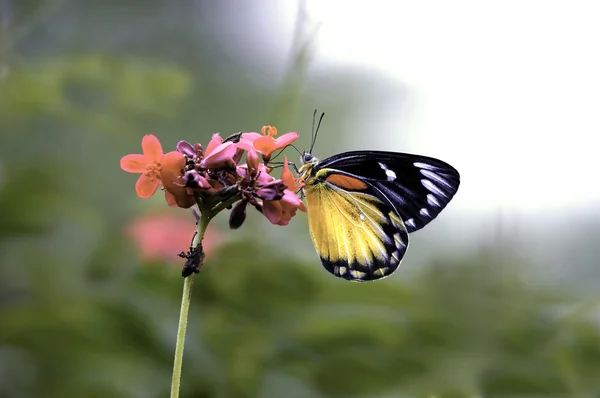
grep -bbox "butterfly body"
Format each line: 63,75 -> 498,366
298,150 -> 460,282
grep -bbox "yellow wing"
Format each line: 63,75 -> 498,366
304,173 -> 409,282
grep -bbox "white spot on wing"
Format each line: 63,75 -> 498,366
419,208 -> 431,217
422,179 -> 448,198
414,161 -> 437,170
427,193 -> 441,207
420,169 -> 452,188
350,270 -> 366,279
406,218 -> 416,228
377,162 -> 397,181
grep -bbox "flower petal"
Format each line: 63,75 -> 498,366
241,132 -> 261,141
135,174 -> 160,198
160,151 -> 195,208
142,134 -> 163,162
120,154 -> 148,173
204,134 -> 223,156
298,201 -> 307,212
164,190 -> 178,207
126,213 -> 223,262
281,155 -> 296,191
255,180 -> 286,201
255,164 -> 275,185
253,136 -> 277,157
237,133 -> 262,151
246,148 -> 259,173
200,141 -> 237,169
274,132 -> 299,148
280,189 -> 303,207
262,200 -> 282,225
176,140 -> 196,158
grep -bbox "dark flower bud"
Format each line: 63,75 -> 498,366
193,143 -> 203,158
229,200 -> 248,229
184,170 -> 210,189
223,131 -> 242,144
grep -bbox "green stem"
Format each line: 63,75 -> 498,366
170,211 -> 211,398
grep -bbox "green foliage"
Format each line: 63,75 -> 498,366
3,238 -> 600,397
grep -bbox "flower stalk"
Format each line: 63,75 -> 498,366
170,209 -> 210,398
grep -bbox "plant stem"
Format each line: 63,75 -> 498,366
170,212 -> 211,398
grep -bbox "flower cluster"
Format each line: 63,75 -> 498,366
120,126 -> 305,228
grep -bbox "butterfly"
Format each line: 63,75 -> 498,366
296,112 -> 460,282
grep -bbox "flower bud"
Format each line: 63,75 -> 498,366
246,148 -> 259,175
229,200 -> 247,229
184,170 -> 210,189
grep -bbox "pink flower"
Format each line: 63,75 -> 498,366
126,212 -> 222,262
199,134 -> 238,169
262,190 -> 306,226
260,155 -> 306,225
237,163 -> 274,186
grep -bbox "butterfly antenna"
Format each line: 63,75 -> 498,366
290,144 -> 303,156
309,111 -> 325,154
311,109 -> 318,148
271,144 -> 303,162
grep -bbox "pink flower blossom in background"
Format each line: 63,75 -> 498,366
126,213 -> 222,263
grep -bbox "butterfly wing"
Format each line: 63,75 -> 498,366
315,151 -> 460,233
304,171 -> 409,282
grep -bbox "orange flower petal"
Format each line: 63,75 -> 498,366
142,134 -> 163,162
281,155 -> 296,191
135,174 -> 161,199
120,154 -> 148,173
164,187 -> 195,208
164,190 -> 178,207
161,151 -> 186,173
236,133 -> 261,151
160,151 -> 196,208
253,136 -> 277,157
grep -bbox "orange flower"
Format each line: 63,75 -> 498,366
240,126 -> 298,160
120,134 -> 165,198
160,151 -> 196,208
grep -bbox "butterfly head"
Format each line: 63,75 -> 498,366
298,151 -> 318,181
301,151 -> 318,165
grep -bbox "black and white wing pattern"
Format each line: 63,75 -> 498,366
315,151 -> 460,233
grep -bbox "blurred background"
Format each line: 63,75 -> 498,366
1,1 -> 600,397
